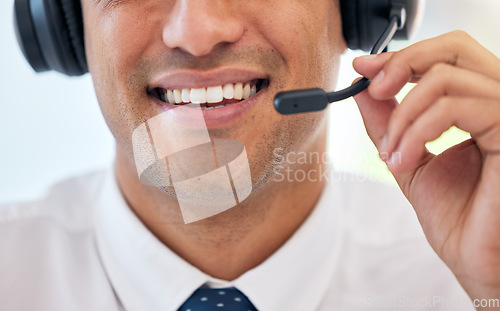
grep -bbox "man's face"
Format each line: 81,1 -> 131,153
81,0 -> 345,190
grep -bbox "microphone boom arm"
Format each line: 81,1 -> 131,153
274,5 -> 406,115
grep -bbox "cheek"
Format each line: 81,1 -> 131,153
84,6 -> 161,89
82,3 -> 164,145
253,0 -> 343,90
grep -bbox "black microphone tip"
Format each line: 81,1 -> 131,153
274,88 -> 329,115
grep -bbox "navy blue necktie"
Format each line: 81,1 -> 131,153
178,287 -> 258,311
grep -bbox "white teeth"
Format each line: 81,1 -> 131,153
206,86 -> 224,103
223,83 -> 234,99
190,88 -> 207,104
242,83 -> 251,100
250,84 -> 257,97
234,83 -> 243,100
173,89 -> 182,103
181,89 -> 190,103
166,90 -> 175,104
162,81 -> 261,105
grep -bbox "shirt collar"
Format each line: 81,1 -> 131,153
94,166 -> 343,311
233,178 -> 343,311
94,167 -> 209,311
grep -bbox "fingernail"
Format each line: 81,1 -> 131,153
372,71 -> 385,85
358,54 -> 378,61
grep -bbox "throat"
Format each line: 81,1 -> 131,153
114,136 -> 326,281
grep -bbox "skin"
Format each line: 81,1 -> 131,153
82,0 -> 500,306
353,31 -> 500,308
81,0 -> 344,280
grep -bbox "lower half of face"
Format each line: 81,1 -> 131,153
83,0 -> 345,193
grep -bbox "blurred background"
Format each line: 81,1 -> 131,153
330,0 -> 500,184
0,0 -> 499,204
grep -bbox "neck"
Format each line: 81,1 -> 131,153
115,126 -> 328,281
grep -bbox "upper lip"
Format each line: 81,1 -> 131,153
150,67 -> 268,91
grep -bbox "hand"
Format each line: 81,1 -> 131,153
352,30 -> 500,307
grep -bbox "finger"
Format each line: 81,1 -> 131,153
382,64 -> 500,155
354,52 -> 421,84
352,80 -> 398,158
388,96 -> 500,174
367,31 -> 500,100
353,52 -> 394,79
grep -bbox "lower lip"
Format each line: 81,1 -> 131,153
153,88 -> 265,129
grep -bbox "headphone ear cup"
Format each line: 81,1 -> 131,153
14,0 -> 87,76
341,0 -> 393,52
58,0 -> 87,75
340,0 -> 360,50
14,0 -> 49,72
341,0 -> 422,52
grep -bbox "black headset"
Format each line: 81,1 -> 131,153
13,0 -> 423,113
14,0 -> 423,77
14,0 -> 86,76
341,0 -> 422,51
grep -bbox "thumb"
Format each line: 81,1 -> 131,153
352,78 -> 398,152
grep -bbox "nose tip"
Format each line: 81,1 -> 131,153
162,1 -> 245,57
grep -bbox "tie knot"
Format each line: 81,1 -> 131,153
178,287 -> 257,311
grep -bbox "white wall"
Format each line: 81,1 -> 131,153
0,4 -> 114,203
0,0 -> 499,203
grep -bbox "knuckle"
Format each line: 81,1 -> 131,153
429,63 -> 450,75
385,52 -> 412,78
446,30 -> 472,47
426,63 -> 453,85
450,30 -> 472,40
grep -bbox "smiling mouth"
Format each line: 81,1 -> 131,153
150,79 -> 268,109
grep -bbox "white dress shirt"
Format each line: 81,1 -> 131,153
0,166 -> 474,311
